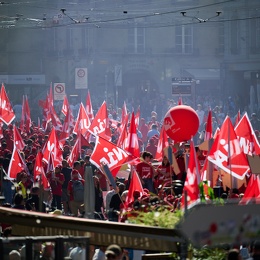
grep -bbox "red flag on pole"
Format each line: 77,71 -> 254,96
155,125 -> 169,161
73,103 -> 90,137
88,101 -> 111,141
208,116 -> 250,180
13,125 -> 25,151
125,112 -> 140,158
204,109 -> 213,141
125,170 -> 144,206
86,90 -> 94,122
7,145 -> 27,180
0,83 -> 15,125
34,151 -> 50,190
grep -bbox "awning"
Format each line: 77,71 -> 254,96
184,69 -> 220,80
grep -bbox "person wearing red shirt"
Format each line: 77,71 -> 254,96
154,156 -> 174,191
139,118 -> 149,146
136,151 -> 155,193
145,138 -> 157,158
67,169 -> 85,217
46,165 -> 65,210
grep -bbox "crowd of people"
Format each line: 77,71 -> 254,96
1,91 -> 260,259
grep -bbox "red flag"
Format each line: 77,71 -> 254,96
125,112 -> 140,158
0,83 -> 15,125
7,145 -> 27,180
0,120 -> 3,139
90,135 -> 137,177
67,138 -> 80,167
155,125 -> 169,161
24,95 -> 32,132
240,175 -> 260,203
178,95 -> 183,105
61,95 -> 70,116
235,112 -> 260,155
117,121 -> 128,149
86,90 -> 94,122
135,106 -> 140,128
234,110 -> 241,127
204,109 -> 212,141
182,139 -> 200,206
121,101 -> 128,125
34,151 -> 50,190
88,101 -> 111,140
20,96 -> 25,131
59,107 -> 74,144
13,125 -> 25,151
42,128 -> 63,168
73,103 -> 90,136
126,170 -> 144,206
208,116 -> 250,180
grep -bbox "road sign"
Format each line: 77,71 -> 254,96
75,68 -> 88,89
54,83 -> 66,100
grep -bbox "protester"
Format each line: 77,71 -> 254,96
67,169 -> 85,217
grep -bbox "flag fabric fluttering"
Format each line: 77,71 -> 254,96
125,170 -> 144,207
155,125 -> 169,161
204,109 -> 212,141
7,145 -> 28,180
90,135 -> 138,177
42,128 -> 63,168
0,83 -> 15,125
234,112 -> 260,155
34,151 -> 50,190
208,116 -> 250,180
73,103 -> 91,137
88,101 -> 111,141
86,90 -> 94,122
13,125 -> 25,151
181,139 -> 200,207
125,112 -> 140,158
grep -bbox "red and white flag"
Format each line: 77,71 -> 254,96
34,151 -> 50,190
7,145 -> 27,180
135,106 -> 140,128
204,109 -> 212,141
67,138 -> 80,167
42,128 -> 63,168
234,110 -> 241,127
61,95 -> 70,116
0,83 -> 15,125
125,112 -> 140,158
178,95 -> 183,105
73,103 -> 91,137
90,135 -> 138,177
117,120 -> 128,149
86,90 -> 94,122
121,101 -> 128,125
208,116 -> 250,180
13,125 -> 25,151
235,112 -> 260,155
155,125 -> 169,161
88,101 -> 111,141
182,139 -> 200,206
24,95 -> 32,132
125,170 -> 144,206
240,175 -> 260,204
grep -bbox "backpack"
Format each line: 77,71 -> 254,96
72,180 -> 84,202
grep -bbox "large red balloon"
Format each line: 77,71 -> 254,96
163,105 -> 199,142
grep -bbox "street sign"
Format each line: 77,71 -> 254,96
75,68 -> 88,89
54,83 -> 66,100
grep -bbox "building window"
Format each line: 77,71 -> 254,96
219,23 -> 224,53
250,17 -> 260,53
66,28 -> 74,50
128,27 -> 145,53
48,28 -> 58,51
82,28 -> 89,49
175,25 -> 193,54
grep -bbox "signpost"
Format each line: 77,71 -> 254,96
53,83 -> 66,100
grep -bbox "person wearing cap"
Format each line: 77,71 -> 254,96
105,244 -> 123,260
46,165 -> 65,211
61,159 -> 72,215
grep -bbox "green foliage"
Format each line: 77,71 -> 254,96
127,207 -> 183,229
192,247 -> 226,260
